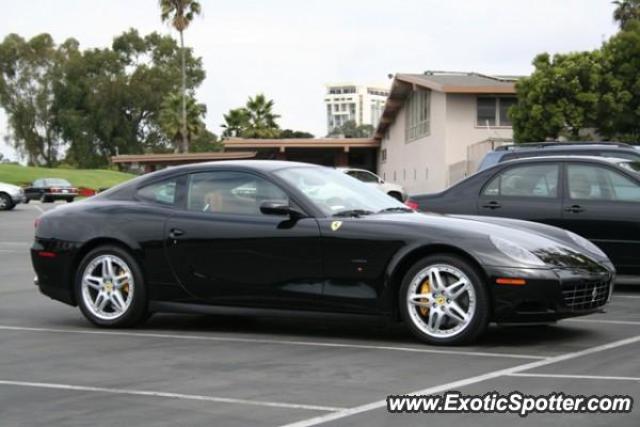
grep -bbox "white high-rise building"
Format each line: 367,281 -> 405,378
324,83 -> 389,134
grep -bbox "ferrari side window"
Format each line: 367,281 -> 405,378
137,179 -> 177,206
187,172 -> 288,216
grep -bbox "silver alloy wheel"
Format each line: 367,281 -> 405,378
81,254 -> 134,320
406,264 -> 476,339
0,194 -> 8,209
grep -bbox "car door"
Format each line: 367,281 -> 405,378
164,170 -> 324,307
476,162 -> 564,226
558,161 -> 640,275
25,179 -> 43,200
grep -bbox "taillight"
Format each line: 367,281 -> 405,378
405,199 -> 419,210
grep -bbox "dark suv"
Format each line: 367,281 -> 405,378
478,141 -> 640,171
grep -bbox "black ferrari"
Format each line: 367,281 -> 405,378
32,161 -> 615,345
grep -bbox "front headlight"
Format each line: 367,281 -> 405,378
565,230 -> 607,258
490,236 -> 546,266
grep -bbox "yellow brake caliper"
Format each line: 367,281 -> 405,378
419,280 -> 430,316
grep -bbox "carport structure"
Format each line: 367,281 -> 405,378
223,137 -> 380,171
111,151 -> 258,173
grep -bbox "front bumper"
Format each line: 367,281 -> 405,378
10,192 -> 25,204
487,264 -> 614,323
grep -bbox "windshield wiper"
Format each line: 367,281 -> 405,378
332,209 -> 374,217
378,207 -> 413,213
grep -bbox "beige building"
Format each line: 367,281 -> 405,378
375,72 -> 519,195
325,83 -> 389,134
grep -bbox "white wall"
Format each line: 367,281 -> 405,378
445,93 -> 513,167
379,91 -> 514,195
379,90 -> 448,195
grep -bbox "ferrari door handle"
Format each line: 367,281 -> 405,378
481,201 -> 501,209
169,228 -> 185,238
565,205 -> 584,214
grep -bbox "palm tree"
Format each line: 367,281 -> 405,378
243,94 -> 281,138
159,92 -> 206,151
221,108 -> 250,137
159,0 -> 202,153
613,0 -> 640,29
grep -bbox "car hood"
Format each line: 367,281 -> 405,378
359,211 -> 609,270
0,182 -> 21,193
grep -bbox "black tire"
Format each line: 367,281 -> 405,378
0,193 -> 14,211
388,191 -> 403,202
74,245 -> 148,328
40,193 -> 52,203
66,198 -> 74,203
23,198 -> 30,204
399,254 -> 490,345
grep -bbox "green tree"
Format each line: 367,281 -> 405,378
56,29 -> 205,167
279,129 -> 314,138
160,0 -> 202,153
221,94 -> 281,138
243,94 -> 281,138
159,91 -> 206,150
0,33 -> 75,166
599,20 -> 640,141
221,108 -> 250,137
613,0 -> 640,29
327,120 -> 375,138
510,51 -> 604,142
190,129 -> 222,152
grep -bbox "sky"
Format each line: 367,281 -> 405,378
0,0 -> 620,162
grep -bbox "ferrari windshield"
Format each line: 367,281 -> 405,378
274,166 -> 407,216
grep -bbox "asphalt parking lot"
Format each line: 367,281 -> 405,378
1,201 -> 639,426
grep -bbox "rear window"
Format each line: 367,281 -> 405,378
137,179 -> 177,206
45,178 -> 72,186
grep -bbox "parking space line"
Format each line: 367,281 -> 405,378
0,380 -> 344,412
279,334 -> 640,427
566,318 -> 640,326
508,373 -> 640,381
0,325 -> 545,360
28,204 -> 44,213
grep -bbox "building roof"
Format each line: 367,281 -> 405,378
374,71 -> 522,139
397,72 -> 518,94
223,138 -> 379,152
111,151 -> 257,165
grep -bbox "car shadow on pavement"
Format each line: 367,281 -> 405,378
125,312 -> 596,350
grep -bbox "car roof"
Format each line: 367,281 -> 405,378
150,160 -> 320,178
492,155 -> 628,169
494,141 -> 633,152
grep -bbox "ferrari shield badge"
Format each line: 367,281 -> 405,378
331,221 -> 343,232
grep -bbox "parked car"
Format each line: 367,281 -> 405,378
24,178 -> 78,203
0,182 -> 25,211
338,167 -> 407,201
413,156 -> 640,282
32,161 -> 614,345
478,141 -> 640,171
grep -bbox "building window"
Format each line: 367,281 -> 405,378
476,97 -> 516,127
405,89 -> 430,142
381,149 -> 387,163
